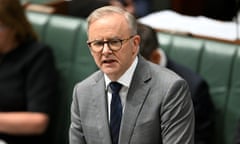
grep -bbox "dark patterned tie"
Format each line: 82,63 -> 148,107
110,82 -> 123,144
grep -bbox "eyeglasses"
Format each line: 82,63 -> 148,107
87,35 -> 135,53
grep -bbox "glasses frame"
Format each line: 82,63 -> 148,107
87,35 -> 135,53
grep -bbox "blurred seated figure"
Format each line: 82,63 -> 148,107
203,0 -> 238,21
0,0 -> 57,144
118,0 -> 151,17
68,0 -> 151,18
171,0 -> 238,21
137,23 -> 215,144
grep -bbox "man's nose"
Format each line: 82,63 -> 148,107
102,42 -> 112,53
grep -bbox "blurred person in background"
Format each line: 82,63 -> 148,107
116,0 -> 151,17
137,23 -> 215,144
203,0 -> 238,21
68,0 -> 151,18
0,0 -> 58,144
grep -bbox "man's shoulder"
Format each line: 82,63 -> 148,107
166,58 -> 210,96
140,59 -> 185,88
148,60 -> 183,80
75,70 -> 102,89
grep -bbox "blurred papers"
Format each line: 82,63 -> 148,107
138,10 -> 240,41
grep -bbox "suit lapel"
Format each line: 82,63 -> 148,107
91,73 -> 112,144
119,57 -> 152,144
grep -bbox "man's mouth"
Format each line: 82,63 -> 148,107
103,59 -> 116,64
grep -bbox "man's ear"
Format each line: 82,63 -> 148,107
150,49 -> 161,64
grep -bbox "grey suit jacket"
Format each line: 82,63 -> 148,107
69,56 -> 195,144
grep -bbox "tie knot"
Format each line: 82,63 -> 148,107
110,82 -> 122,94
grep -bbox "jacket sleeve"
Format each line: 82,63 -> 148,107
161,79 -> 195,144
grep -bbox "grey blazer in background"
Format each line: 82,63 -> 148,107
69,56 -> 195,144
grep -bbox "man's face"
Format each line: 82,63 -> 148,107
88,13 -> 140,81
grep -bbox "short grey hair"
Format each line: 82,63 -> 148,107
86,6 -> 137,35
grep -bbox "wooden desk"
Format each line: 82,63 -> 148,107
138,10 -> 240,45
45,0 -> 68,15
23,0 -> 68,15
155,28 -> 240,45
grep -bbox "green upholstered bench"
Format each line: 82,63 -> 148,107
26,11 -> 240,144
157,32 -> 240,144
26,11 -> 98,144
21,0 -> 53,4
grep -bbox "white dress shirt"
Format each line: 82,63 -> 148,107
104,57 -> 138,121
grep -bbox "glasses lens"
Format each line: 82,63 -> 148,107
88,36 -> 133,52
109,39 -> 122,51
91,41 -> 104,52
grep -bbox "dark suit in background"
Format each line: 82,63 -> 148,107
68,0 -> 109,18
203,0 -> 238,21
167,58 -> 215,144
68,0 -> 151,18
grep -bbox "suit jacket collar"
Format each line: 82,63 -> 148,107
91,74 -> 112,143
119,56 -> 152,144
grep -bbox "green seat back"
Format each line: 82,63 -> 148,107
22,0 -> 50,4
199,41 -> 237,144
44,15 -> 82,144
70,19 -> 98,85
155,31 -> 240,144
156,32 -> 173,54
224,47 -> 240,144
169,35 -> 204,72
26,11 -> 50,40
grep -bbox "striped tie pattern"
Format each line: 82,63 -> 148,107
110,82 -> 123,144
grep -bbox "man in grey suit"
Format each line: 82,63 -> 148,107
69,5 -> 195,144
